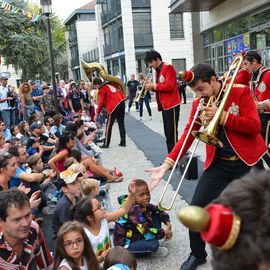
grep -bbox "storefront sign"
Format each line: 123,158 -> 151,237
225,33 -> 250,55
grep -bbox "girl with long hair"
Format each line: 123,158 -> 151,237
48,132 -> 75,173
53,221 -> 101,270
72,182 -> 136,263
19,82 -> 35,121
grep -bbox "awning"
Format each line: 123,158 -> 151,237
169,0 -> 226,13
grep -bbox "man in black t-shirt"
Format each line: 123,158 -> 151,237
127,74 -> 140,112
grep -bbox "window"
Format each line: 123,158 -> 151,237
172,59 -> 186,72
169,13 -> 184,39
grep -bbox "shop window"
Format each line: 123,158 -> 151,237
224,17 -> 249,39
251,9 -> 270,28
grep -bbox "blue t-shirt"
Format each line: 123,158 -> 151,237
9,166 -> 26,188
31,88 -> 44,111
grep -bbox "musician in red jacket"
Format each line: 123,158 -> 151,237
92,77 -> 126,148
146,63 -> 267,270
144,50 -> 181,153
243,51 -> 270,159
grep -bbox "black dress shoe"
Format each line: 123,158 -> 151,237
180,254 -> 206,270
100,144 -> 109,149
119,143 -> 126,147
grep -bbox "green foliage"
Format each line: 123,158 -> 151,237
0,0 -> 66,81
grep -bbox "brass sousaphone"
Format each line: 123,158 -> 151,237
81,60 -> 126,103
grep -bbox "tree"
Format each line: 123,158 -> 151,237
0,0 -> 66,82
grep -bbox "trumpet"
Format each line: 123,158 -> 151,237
135,71 -> 151,103
158,53 -> 244,211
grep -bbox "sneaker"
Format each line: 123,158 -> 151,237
138,117 -> 143,121
152,247 -> 169,257
149,116 -> 152,121
113,166 -> 123,177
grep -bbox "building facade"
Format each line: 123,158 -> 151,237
170,0 -> 270,75
64,1 -> 98,81
96,0 -> 194,82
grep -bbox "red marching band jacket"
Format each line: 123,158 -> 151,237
254,66 -> 270,113
96,82 -> 125,115
165,83 -> 267,170
153,63 -> 181,111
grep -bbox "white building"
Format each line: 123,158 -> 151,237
95,0 -> 194,82
170,0 -> 270,75
64,1 -> 98,81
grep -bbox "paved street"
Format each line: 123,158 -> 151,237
100,93 -> 212,270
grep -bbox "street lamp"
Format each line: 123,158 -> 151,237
40,0 -> 59,113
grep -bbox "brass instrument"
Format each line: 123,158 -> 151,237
135,70 -> 151,103
81,60 -> 127,99
158,54 -> 244,211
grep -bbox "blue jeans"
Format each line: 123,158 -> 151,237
1,109 -> 15,128
126,212 -> 161,257
139,95 -> 152,117
127,239 -> 159,257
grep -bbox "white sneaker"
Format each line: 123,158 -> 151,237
138,117 -> 143,121
152,246 -> 169,257
149,116 -> 152,120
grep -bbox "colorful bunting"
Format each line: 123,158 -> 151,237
0,0 -> 41,24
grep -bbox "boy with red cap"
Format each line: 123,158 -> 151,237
146,61 -> 267,270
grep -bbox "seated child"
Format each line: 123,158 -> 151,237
81,178 -> 112,212
26,137 -> 43,156
81,109 -> 91,123
0,132 -> 10,155
54,221 -> 101,270
113,179 -> 172,257
103,246 -> 137,270
52,167 -> 82,237
72,180 -> 136,263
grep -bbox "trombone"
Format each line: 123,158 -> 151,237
158,54 -> 244,211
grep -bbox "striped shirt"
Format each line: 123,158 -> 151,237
0,221 -> 53,270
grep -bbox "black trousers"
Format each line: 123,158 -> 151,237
189,158 -> 250,258
161,105 -> 180,153
104,101 -> 126,146
128,93 -> 139,110
259,113 -> 270,168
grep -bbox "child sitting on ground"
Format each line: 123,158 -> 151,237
26,137 -> 43,156
103,246 -> 137,270
53,221 -> 101,270
81,178 -> 112,212
113,179 -> 172,257
72,180 -> 136,263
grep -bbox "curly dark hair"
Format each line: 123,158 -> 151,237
144,49 -> 162,63
188,63 -> 217,87
0,189 -> 30,221
211,170 -> 270,270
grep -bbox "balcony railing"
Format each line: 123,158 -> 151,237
82,48 -> 99,63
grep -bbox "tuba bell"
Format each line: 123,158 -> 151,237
81,60 -> 127,99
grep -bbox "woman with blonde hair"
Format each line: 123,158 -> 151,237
19,82 -> 35,121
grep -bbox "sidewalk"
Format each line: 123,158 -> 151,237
100,100 -> 212,270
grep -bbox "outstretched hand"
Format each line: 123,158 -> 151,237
145,166 -> 167,191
